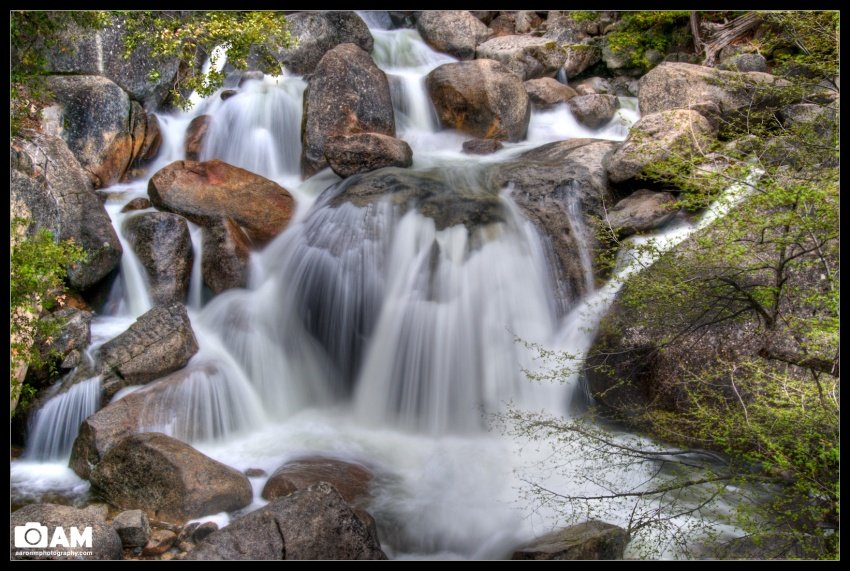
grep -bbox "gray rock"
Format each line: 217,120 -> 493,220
779,103 -> 837,140
202,218 -> 251,294
10,130 -> 122,291
426,59 -> 530,142
96,303 -> 199,400
121,197 -> 152,212
149,159 -> 296,245
541,11 -> 595,44
475,35 -> 564,81
123,212 -> 194,306
416,11 -> 493,60
572,76 -> 612,96
562,42 -> 602,79
462,138 -> 504,155
275,11 -> 373,75
524,77 -> 578,108
42,75 -> 133,188
488,139 -> 618,305
301,43 -> 395,176
567,94 -> 619,129
512,520 -> 630,560
324,133 -> 413,178
184,115 -> 211,162
11,503 -> 122,560
718,52 -> 768,73
113,509 -> 151,548
606,189 -> 679,237
35,308 -> 92,375
638,62 -> 789,119
90,432 -> 253,525
187,482 -> 386,560
605,109 -> 716,184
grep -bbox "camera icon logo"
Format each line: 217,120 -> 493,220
14,522 -> 49,548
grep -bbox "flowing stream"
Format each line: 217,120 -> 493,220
11,19 -> 737,559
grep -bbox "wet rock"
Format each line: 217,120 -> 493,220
90,432 -> 253,525
220,89 -> 238,101
275,11 -> 373,75
201,218 -> 251,294
262,457 -> 374,506
606,190 -> 678,238
605,109 -> 716,184
562,43 -> 602,80
149,159 -> 296,245
124,113 -> 163,182
512,520 -> 630,560
142,529 -> 177,556
10,503 -> 122,560
113,509 -> 151,548
123,212 -> 194,306
121,197 -> 152,212
187,482 -> 386,560
191,522 -> 219,544
426,59 -> 530,142
567,94 -> 619,129
11,130 -> 122,291
416,11 -> 493,60
475,35 -> 564,81
301,43 -> 395,176
572,76 -> 612,96
184,115 -> 211,162
324,132 -> 413,177
462,138 -> 504,155
96,303 -> 199,400
524,78 -> 578,108
245,468 -> 267,478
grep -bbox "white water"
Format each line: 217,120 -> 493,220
12,20 -> 742,559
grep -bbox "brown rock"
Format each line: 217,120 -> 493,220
142,529 -> 177,556
121,197 -> 152,212
524,78 -> 578,108
426,59 -> 530,142
512,520 -> 629,560
201,218 -> 251,294
462,138 -> 503,155
262,457 -> 373,507
416,11 -> 493,60
184,115 -> 210,162
567,94 -> 619,129
90,432 -> 253,525
324,132 -> 413,177
148,159 -> 295,245
606,189 -> 678,237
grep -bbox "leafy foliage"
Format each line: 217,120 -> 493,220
10,219 -> 87,414
118,11 -> 296,110
606,11 -> 691,70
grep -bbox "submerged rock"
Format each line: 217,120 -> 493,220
511,520 -> 629,560
188,482 -> 386,560
462,138 -> 504,155
426,59 -> 530,142
567,94 -> 619,129
262,457 -> 374,506
90,432 -> 253,525
201,218 -> 251,294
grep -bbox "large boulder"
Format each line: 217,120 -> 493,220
567,94 -> 619,129
475,35 -> 564,81
10,503 -> 122,560
561,43 -> 602,80
187,482 -> 386,560
275,11 -> 373,75
512,520 -> 630,560
488,139 -> 618,305
638,62 -> 788,119
202,218 -> 251,294
10,130 -> 122,290
415,11 -> 493,60
42,75 -> 136,188
148,159 -> 296,245
605,109 -> 716,184
301,43 -> 395,176
96,303 -> 199,401
426,59 -> 530,142
606,190 -> 679,238
524,78 -> 578,108
41,14 -> 181,110
90,432 -> 253,525
123,213 -> 194,306
324,133 -> 413,178
261,457 -> 373,506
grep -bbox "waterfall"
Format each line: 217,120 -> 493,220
25,377 -> 102,461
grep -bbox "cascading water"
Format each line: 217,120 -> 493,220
12,17 -> 743,559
